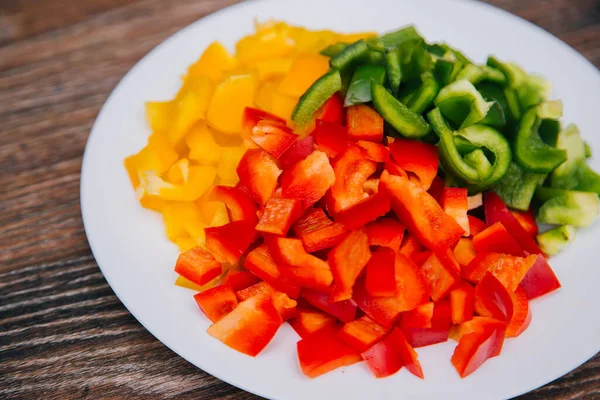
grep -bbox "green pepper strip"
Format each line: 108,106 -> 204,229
320,42 -> 349,58
550,124 -> 586,190
385,48 -> 403,95
575,164 -> 600,195
435,59 -> 463,87
536,225 -> 576,256
534,186 -> 599,227
434,79 -> 493,129
493,162 -> 546,211
379,25 -> 424,49
344,64 -> 387,107
455,64 -> 507,86
291,69 -> 342,127
403,72 -> 440,114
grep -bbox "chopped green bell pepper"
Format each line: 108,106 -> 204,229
575,164 -> 600,195
516,75 -> 550,109
372,83 -> 431,138
344,64 -> 387,106
493,162 -> 546,211
550,124 -> 586,190
385,47 -> 403,95
434,79 -> 494,129
538,119 -> 562,147
455,64 -> 507,86
440,43 -> 472,65
399,72 -> 440,114
537,225 -> 576,256
535,186 -> 599,227
379,25 -> 424,49
487,56 -> 527,86
435,59 -> 463,87
320,42 -> 349,58
585,142 -> 593,158
291,69 -> 342,127
330,39 -> 370,72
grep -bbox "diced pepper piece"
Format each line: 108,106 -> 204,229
187,41 -> 237,80
435,79 -> 493,129
222,270 -> 261,292
384,160 -> 409,179
235,281 -> 273,302
205,220 -> 255,265
194,285 -> 238,323
338,315 -> 388,352
235,281 -> 297,321
474,272 -> 514,323
441,187 -> 470,236
411,251 -> 432,266
534,187 -> 599,228
468,216 -> 488,237
282,150 -> 336,207
362,328 -> 424,379
256,198 -> 303,236
175,275 -> 214,292
380,171 -> 464,251
316,92 -> 344,124
297,325 -> 362,378
302,289 -> 357,323
329,229 -> 372,302
372,83 -> 431,139
293,208 -> 347,252
401,300 -> 452,348
385,47 -> 402,95
346,104 -> 384,142
363,178 -> 380,195
279,53 -> 331,97
399,233 -> 423,257
506,286 -> 531,337
250,120 -> 298,159
254,79 -> 298,121
453,238 -> 476,267
290,306 -> 337,338
185,122 -> 221,166
210,185 -> 258,225
519,254 -> 561,299
472,222 -> 525,257
511,209 -> 538,237
170,77 -> 215,144
314,119 -> 349,159
292,69 -> 342,127
244,245 -> 301,299
217,146 -> 246,181
279,135 -> 315,170
399,302 -> 434,329
207,72 -> 258,134
329,39 -> 369,72
344,64 -> 387,107
449,316 -> 505,342
401,71 -> 441,114
537,225 -> 576,256
365,250 -> 399,297
450,281 -> 475,324
138,166 -> 217,202
389,138 -> 438,190
366,218 -> 405,252
174,246 -> 222,287
357,141 -> 390,163
237,149 -> 282,206
207,294 -> 282,357
493,162 -> 546,212
421,250 -> 461,302
333,192 -> 391,230
242,107 -> 286,140
463,252 -> 536,292
451,319 -> 506,378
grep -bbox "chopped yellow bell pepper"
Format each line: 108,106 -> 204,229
166,158 -> 190,184
251,58 -> 293,80
255,79 -> 298,121
175,275 -> 219,292
211,202 -> 230,227
185,122 -> 221,165
217,146 -> 246,180
145,101 -> 173,133
170,76 -> 214,144
163,202 -> 206,242
236,29 -> 293,65
288,27 -> 338,54
196,193 -> 221,224
278,53 -> 330,97
139,165 -> 216,201
174,237 -> 201,252
218,177 -> 239,187
124,132 -> 178,187
187,41 -> 238,81
139,196 -> 168,212
207,72 -> 258,134
162,206 -> 188,241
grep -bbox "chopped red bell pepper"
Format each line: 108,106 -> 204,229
174,246 -> 222,286
462,252 -> 537,292
450,280 -> 475,324
519,254 -> 561,299
366,218 -> 405,252
210,185 -> 258,225
353,281 -> 407,329
235,280 -> 273,302
389,138 -> 438,190
244,244 -> 302,298
474,272 -> 514,323
329,229 -> 372,302
506,286 -> 531,337
441,187 -> 470,236
242,107 -> 286,139
365,250 -> 398,297
380,171 -> 464,251
205,220 -> 256,265
384,160 -> 409,178
333,192 -> 391,230
399,302 -> 434,329
337,315 -> 388,353
451,318 -> 506,378
297,325 -> 362,378
268,237 -> 333,293
398,233 -> 423,257
302,289 -> 358,323
484,192 -> 542,255
193,284 -> 238,323
401,300 -> 452,348
290,306 -> 337,338
255,197 -> 303,236
410,251 -> 432,266
428,176 -> 445,204
235,281 -> 297,321
316,92 -> 344,124
346,104 -> 384,142
250,119 -> 298,159
449,316 -> 505,342
222,270 -> 261,292
279,135 -> 315,170
472,222 -> 526,257
314,119 -> 349,158
361,328 -> 424,379
237,149 -> 282,206
357,140 -> 391,163
207,294 -> 283,357
363,177 -> 380,195
453,238 -> 477,267
292,208 -> 347,252
511,208 -> 538,237
421,250 -> 461,302
326,146 -> 377,214
281,150 -> 335,207
468,215 -> 488,237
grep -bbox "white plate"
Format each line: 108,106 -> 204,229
81,0 -> 600,398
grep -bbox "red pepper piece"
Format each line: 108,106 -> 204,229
297,325 -> 362,378
450,280 -> 475,324
235,281 -> 297,321
519,254 -> 561,299
484,192 -> 542,255
207,294 -> 282,357
242,107 -> 286,140
401,300 -> 452,348
326,146 -> 377,214
329,229 -> 372,302
279,135 -> 315,170
292,208 -> 347,252
357,140 -> 390,163
463,252 -> 537,292
451,319 -> 506,378
449,316 -> 505,342
333,192 -> 391,230
205,220 -> 256,265
363,177 -> 380,195
441,187 -> 470,236
389,138 -> 439,190
235,280 -> 273,302
222,270 -> 261,292
337,315 -> 388,353
244,244 -> 301,298
210,185 -> 258,224
468,215 -> 488,237
365,250 -> 398,297
366,218 -> 405,252
237,149 -> 282,206
174,246 -> 222,286
506,286 -> 531,337
474,272 -> 514,323
255,197 -> 303,236
410,250 -> 432,266
380,171 -> 464,251
398,233 -> 423,257
193,284 -> 238,323
399,302 -> 434,329
453,238 -> 477,267
290,306 -> 337,338
268,237 -> 333,293
250,119 -> 298,159
353,282 -> 406,329
511,208 -> 538,237
314,119 -> 349,158
472,222 -> 526,257
362,328 -> 424,379
301,289 -> 358,323
316,92 -> 344,124
428,176 -> 445,204
282,150 -> 335,207
384,160 -> 409,178
421,249 -> 461,302
346,104 -> 384,142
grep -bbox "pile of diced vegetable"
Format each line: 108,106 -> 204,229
130,23 -> 600,380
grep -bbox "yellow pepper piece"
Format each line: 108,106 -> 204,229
236,30 -> 293,65
211,202 -> 230,227
166,158 -> 190,184
124,132 -> 178,187
170,76 -> 214,144
187,41 -> 238,81
163,202 -> 206,242
207,73 -> 258,134
251,58 -> 293,80
196,193 -> 220,224
255,79 -> 298,121
217,146 -> 245,180
185,122 -> 221,166
162,206 -> 188,241
218,177 -> 239,187
288,27 -> 338,54
139,165 -> 216,201
174,238 -> 201,252
278,53 -> 330,97
175,275 -> 218,292
145,101 -> 173,133
139,196 -> 168,212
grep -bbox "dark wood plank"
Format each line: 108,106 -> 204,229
0,0 -> 598,399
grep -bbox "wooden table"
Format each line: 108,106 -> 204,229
1,0 -> 598,398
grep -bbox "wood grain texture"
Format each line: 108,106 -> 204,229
0,0 -> 598,399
